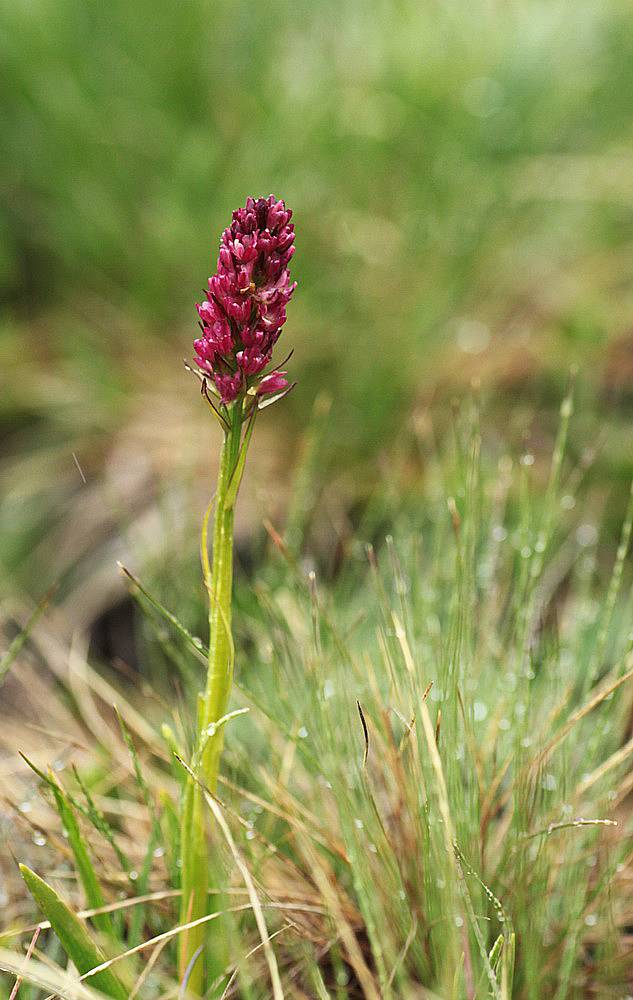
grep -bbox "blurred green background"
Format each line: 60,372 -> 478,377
1,0 -> 633,602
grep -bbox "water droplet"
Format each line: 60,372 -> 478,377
520,546 -> 532,560
584,913 -> 597,927
492,525 -> 507,542
32,832 -> 47,847
454,915 -> 464,928
323,679 -> 335,700
297,727 -> 308,739
473,702 -> 488,722
521,453 -> 535,467
456,319 -> 490,355
577,524 -> 598,547
541,773 -> 557,791
560,495 -> 576,511
354,818 -> 364,830
499,718 -> 511,731
368,843 -> 378,854
153,846 -> 165,859
246,829 -> 256,840
19,801 -> 32,814
129,870 -> 138,882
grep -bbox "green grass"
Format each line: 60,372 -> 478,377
2,6 -> 633,987
2,397 -> 633,997
2,0 -> 633,605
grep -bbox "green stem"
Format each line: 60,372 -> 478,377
178,401 -> 245,996
202,402 -> 243,785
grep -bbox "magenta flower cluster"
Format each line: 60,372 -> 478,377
194,195 -> 296,405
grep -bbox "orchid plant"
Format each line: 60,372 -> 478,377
179,196 -> 296,995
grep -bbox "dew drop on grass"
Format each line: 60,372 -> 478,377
153,846 -> 165,858
297,726 -> 308,739
246,830 -> 256,841
521,453 -> 535,467
32,832 -> 47,847
584,914 -> 597,927
561,495 -> 576,510
454,915 -> 464,928
521,546 -> 532,560
577,524 -> 598,547
473,702 -> 487,722
323,679 -> 335,700
492,525 -> 507,542
541,774 -> 557,791
368,843 -> 378,854
354,818 -> 364,830
129,870 -> 138,882
499,718 -> 511,731
19,801 -> 32,814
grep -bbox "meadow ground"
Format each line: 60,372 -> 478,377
2,0 -> 633,996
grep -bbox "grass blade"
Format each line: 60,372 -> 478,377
48,772 -> 114,939
19,866 -> 127,1000
0,586 -> 57,688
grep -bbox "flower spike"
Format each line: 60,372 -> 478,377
194,195 -> 296,404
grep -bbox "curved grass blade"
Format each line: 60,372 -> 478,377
19,866 -> 127,1000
